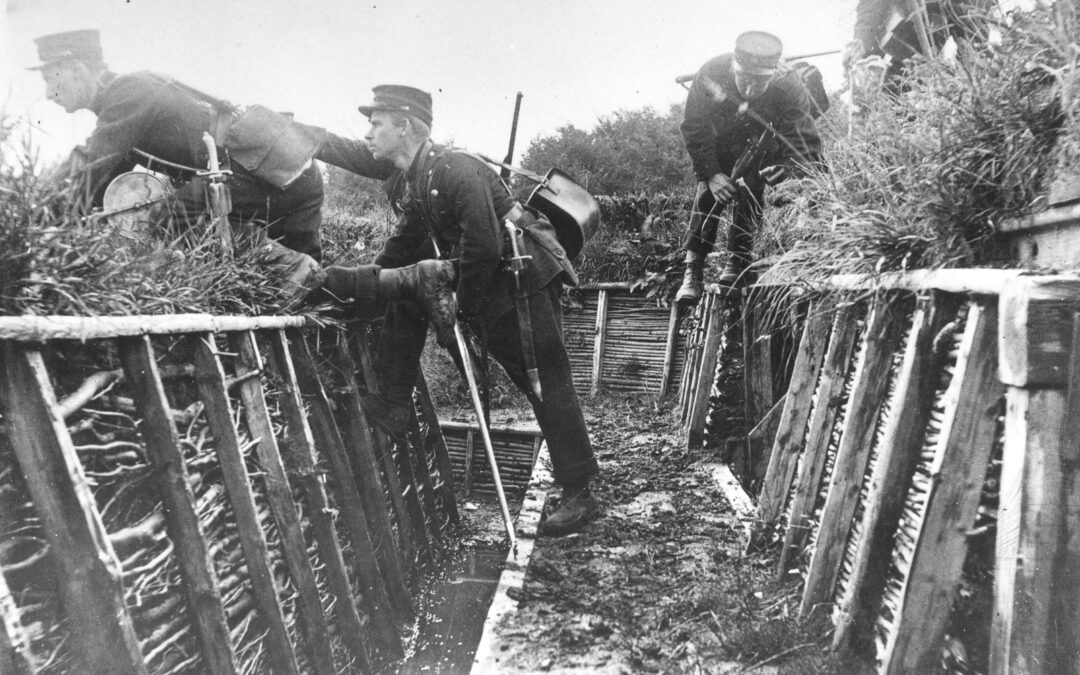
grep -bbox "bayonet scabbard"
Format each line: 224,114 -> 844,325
505,220 -> 542,400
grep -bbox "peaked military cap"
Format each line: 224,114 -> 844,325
358,85 -> 433,126
734,31 -> 783,75
29,29 -> 103,70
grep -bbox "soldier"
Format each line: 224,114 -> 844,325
675,31 -> 822,304
323,85 -> 601,536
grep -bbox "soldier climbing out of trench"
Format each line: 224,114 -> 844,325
319,85 -> 602,536
675,30 -> 823,304
31,28 -> 457,313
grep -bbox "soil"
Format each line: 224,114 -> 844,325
471,395 -> 876,675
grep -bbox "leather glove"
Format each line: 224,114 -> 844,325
256,239 -> 327,312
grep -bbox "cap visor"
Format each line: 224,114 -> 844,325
737,64 -> 777,76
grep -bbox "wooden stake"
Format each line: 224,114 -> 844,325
0,566 -> 30,674
328,336 -> 414,620
746,394 -> 786,484
284,329 -> 403,658
414,371 -> 460,524
778,304 -> 859,575
118,336 -> 236,674
800,295 -> 907,617
265,329 -> 377,668
191,334 -> 301,675
687,295 -> 728,450
659,300 -> 680,398
1054,312 -> 1080,675
881,301 -> 1003,673
0,344 -> 147,674
743,290 -> 776,432
228,331 -> 338,675
755,305 -> 830,527
591,289 -> 609,396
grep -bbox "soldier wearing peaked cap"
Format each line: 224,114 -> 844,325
30,29 -> 455,313
675,30 -> 823,304
320,85 -> 602,536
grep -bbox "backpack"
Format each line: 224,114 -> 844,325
788,61 -> 830,119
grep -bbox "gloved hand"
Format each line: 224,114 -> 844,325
705,173 -> 736,206
759,165 -> 788,187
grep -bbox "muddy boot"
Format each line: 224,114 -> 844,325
360,393 -> 413,442
716,254 -> 749,288
675,252 -> 705,305
540,484 -> 600,536
378,260 -> 458,347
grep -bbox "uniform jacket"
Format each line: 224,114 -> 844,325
81,71 -> 327,202
853,0 -> 991,60
680,54 -> 822,183
375,142 -> 577,323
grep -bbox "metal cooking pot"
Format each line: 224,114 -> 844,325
525,168 -> 599,260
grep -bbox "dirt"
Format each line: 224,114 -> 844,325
475,395 -> 875,675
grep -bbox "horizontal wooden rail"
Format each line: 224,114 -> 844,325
0,313 -> 306,342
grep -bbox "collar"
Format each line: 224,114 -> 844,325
88,70 -> 117,115
405,139 -> 436,182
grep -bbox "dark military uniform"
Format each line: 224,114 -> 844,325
680,54 -> 822,263
374,141 -> 597,489
75,71 -> 395,258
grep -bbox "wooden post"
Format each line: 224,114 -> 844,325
800,295 -> 908,617
992,277 -> 1080,673
118,336 -> 236,674
591,289 -> 610,396
755,305 -> 831,527
464,428 -> 476,497
407,410 -> 446,542
264,329 -> 378,668
328,337 -> 414,620
414,371 -> 460,524
228,331 -> 338,675
284,329 -> 403,658
0,539 -> 32,673
191,334 -> 302,675
746,395 -> 786,484
1,344 -> 148,675
1055,312 -> 1080,675
743,289 -> 775,432
778,304 -> 859,576
829,293 -> 962,647
687,294 -> 728,450
659,301 -> 680,398
881,300 -> 1003,673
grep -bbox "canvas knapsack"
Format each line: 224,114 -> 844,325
789,61 -> 830,119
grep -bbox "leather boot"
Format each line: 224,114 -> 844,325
675,253 -> 705,305
379,260 -> 458,347
540,484 -> 600,536
716,255 -> 749,288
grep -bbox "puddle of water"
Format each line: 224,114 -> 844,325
398,542 -> 508,674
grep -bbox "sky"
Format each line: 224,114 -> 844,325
3,0 -> 859,167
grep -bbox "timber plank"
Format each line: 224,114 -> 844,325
778,304 -> 860,576
228,331 -> 338,675
747,394 -> 786,484
591,289 -> 609,395
327,337 -> 414,621
882,301 -> 1003,673
415,371 -> 460,524
991,388 -> 1064,674
1054,312 -> 1080,674
800,295 -> 908,617
829,293 -> 962,648
284,329 -> 403,658
660,301 -> 680,397
0,565 -> 30,674
742,290 -> 775,433
118,336 -> 236,674
687,295 -> 728,450
191,334 -> 301,675
755,305 -> 831,526
3,344 -> 147,674
998,276 -> 1080,387
264,329 -> 377,669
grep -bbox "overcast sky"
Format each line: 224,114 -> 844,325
3,0 -> 858,167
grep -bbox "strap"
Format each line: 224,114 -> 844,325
475,153 -> 546,185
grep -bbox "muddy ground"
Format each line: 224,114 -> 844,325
472,395 -> 876,674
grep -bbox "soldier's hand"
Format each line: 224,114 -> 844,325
759,165 -> 788,186
706,174 -> 736,205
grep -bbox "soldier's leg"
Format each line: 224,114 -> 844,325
230,162 -> 325,259
720,176 -> 765,286
677,181 -> 724,304
485,283 -> 599,535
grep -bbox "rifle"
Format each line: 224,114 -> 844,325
730,127 -> 771,183
501,92 -> 523,182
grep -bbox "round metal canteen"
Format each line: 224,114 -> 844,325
101,171 -> 173,240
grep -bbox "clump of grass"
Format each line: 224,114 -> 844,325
759,2 -> 1070,285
